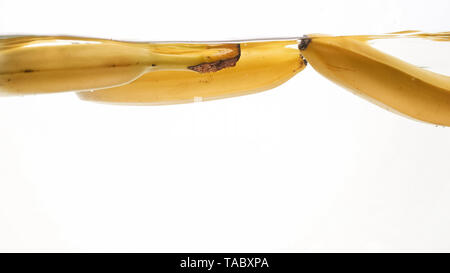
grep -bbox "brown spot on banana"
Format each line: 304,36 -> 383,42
188,45 -> 241,73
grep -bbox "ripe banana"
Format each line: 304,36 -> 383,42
299,35 -> 450,126
0,36 -> 240,95
77,40 -> 305,104
2,33 -> 450,126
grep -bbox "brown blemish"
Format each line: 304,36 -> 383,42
7,78 -> 11,82
188,44 -> 241,73
151,64 -> 156,67
23,69 -> 34,73
301,55 -> 308,66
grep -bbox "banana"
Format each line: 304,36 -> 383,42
299,35 -> 450,126
4,34 -> 448,126
77,40 -> 305,105
0,36 -> 240,95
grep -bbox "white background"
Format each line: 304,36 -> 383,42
0,0 -> 450,252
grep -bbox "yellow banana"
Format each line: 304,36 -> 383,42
299,35 -> 450,126
77,40 -> 305,105
0,36 -> 240,95
2,33 -> 450,126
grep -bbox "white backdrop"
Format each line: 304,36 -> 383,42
0,0 -> 449,252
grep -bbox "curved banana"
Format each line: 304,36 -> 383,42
77,40 -> 305,105
3,33 -> 449,126
0,36 -> 240,95
299,35 -> 450,126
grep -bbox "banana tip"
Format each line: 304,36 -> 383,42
298,36 -> 311,51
